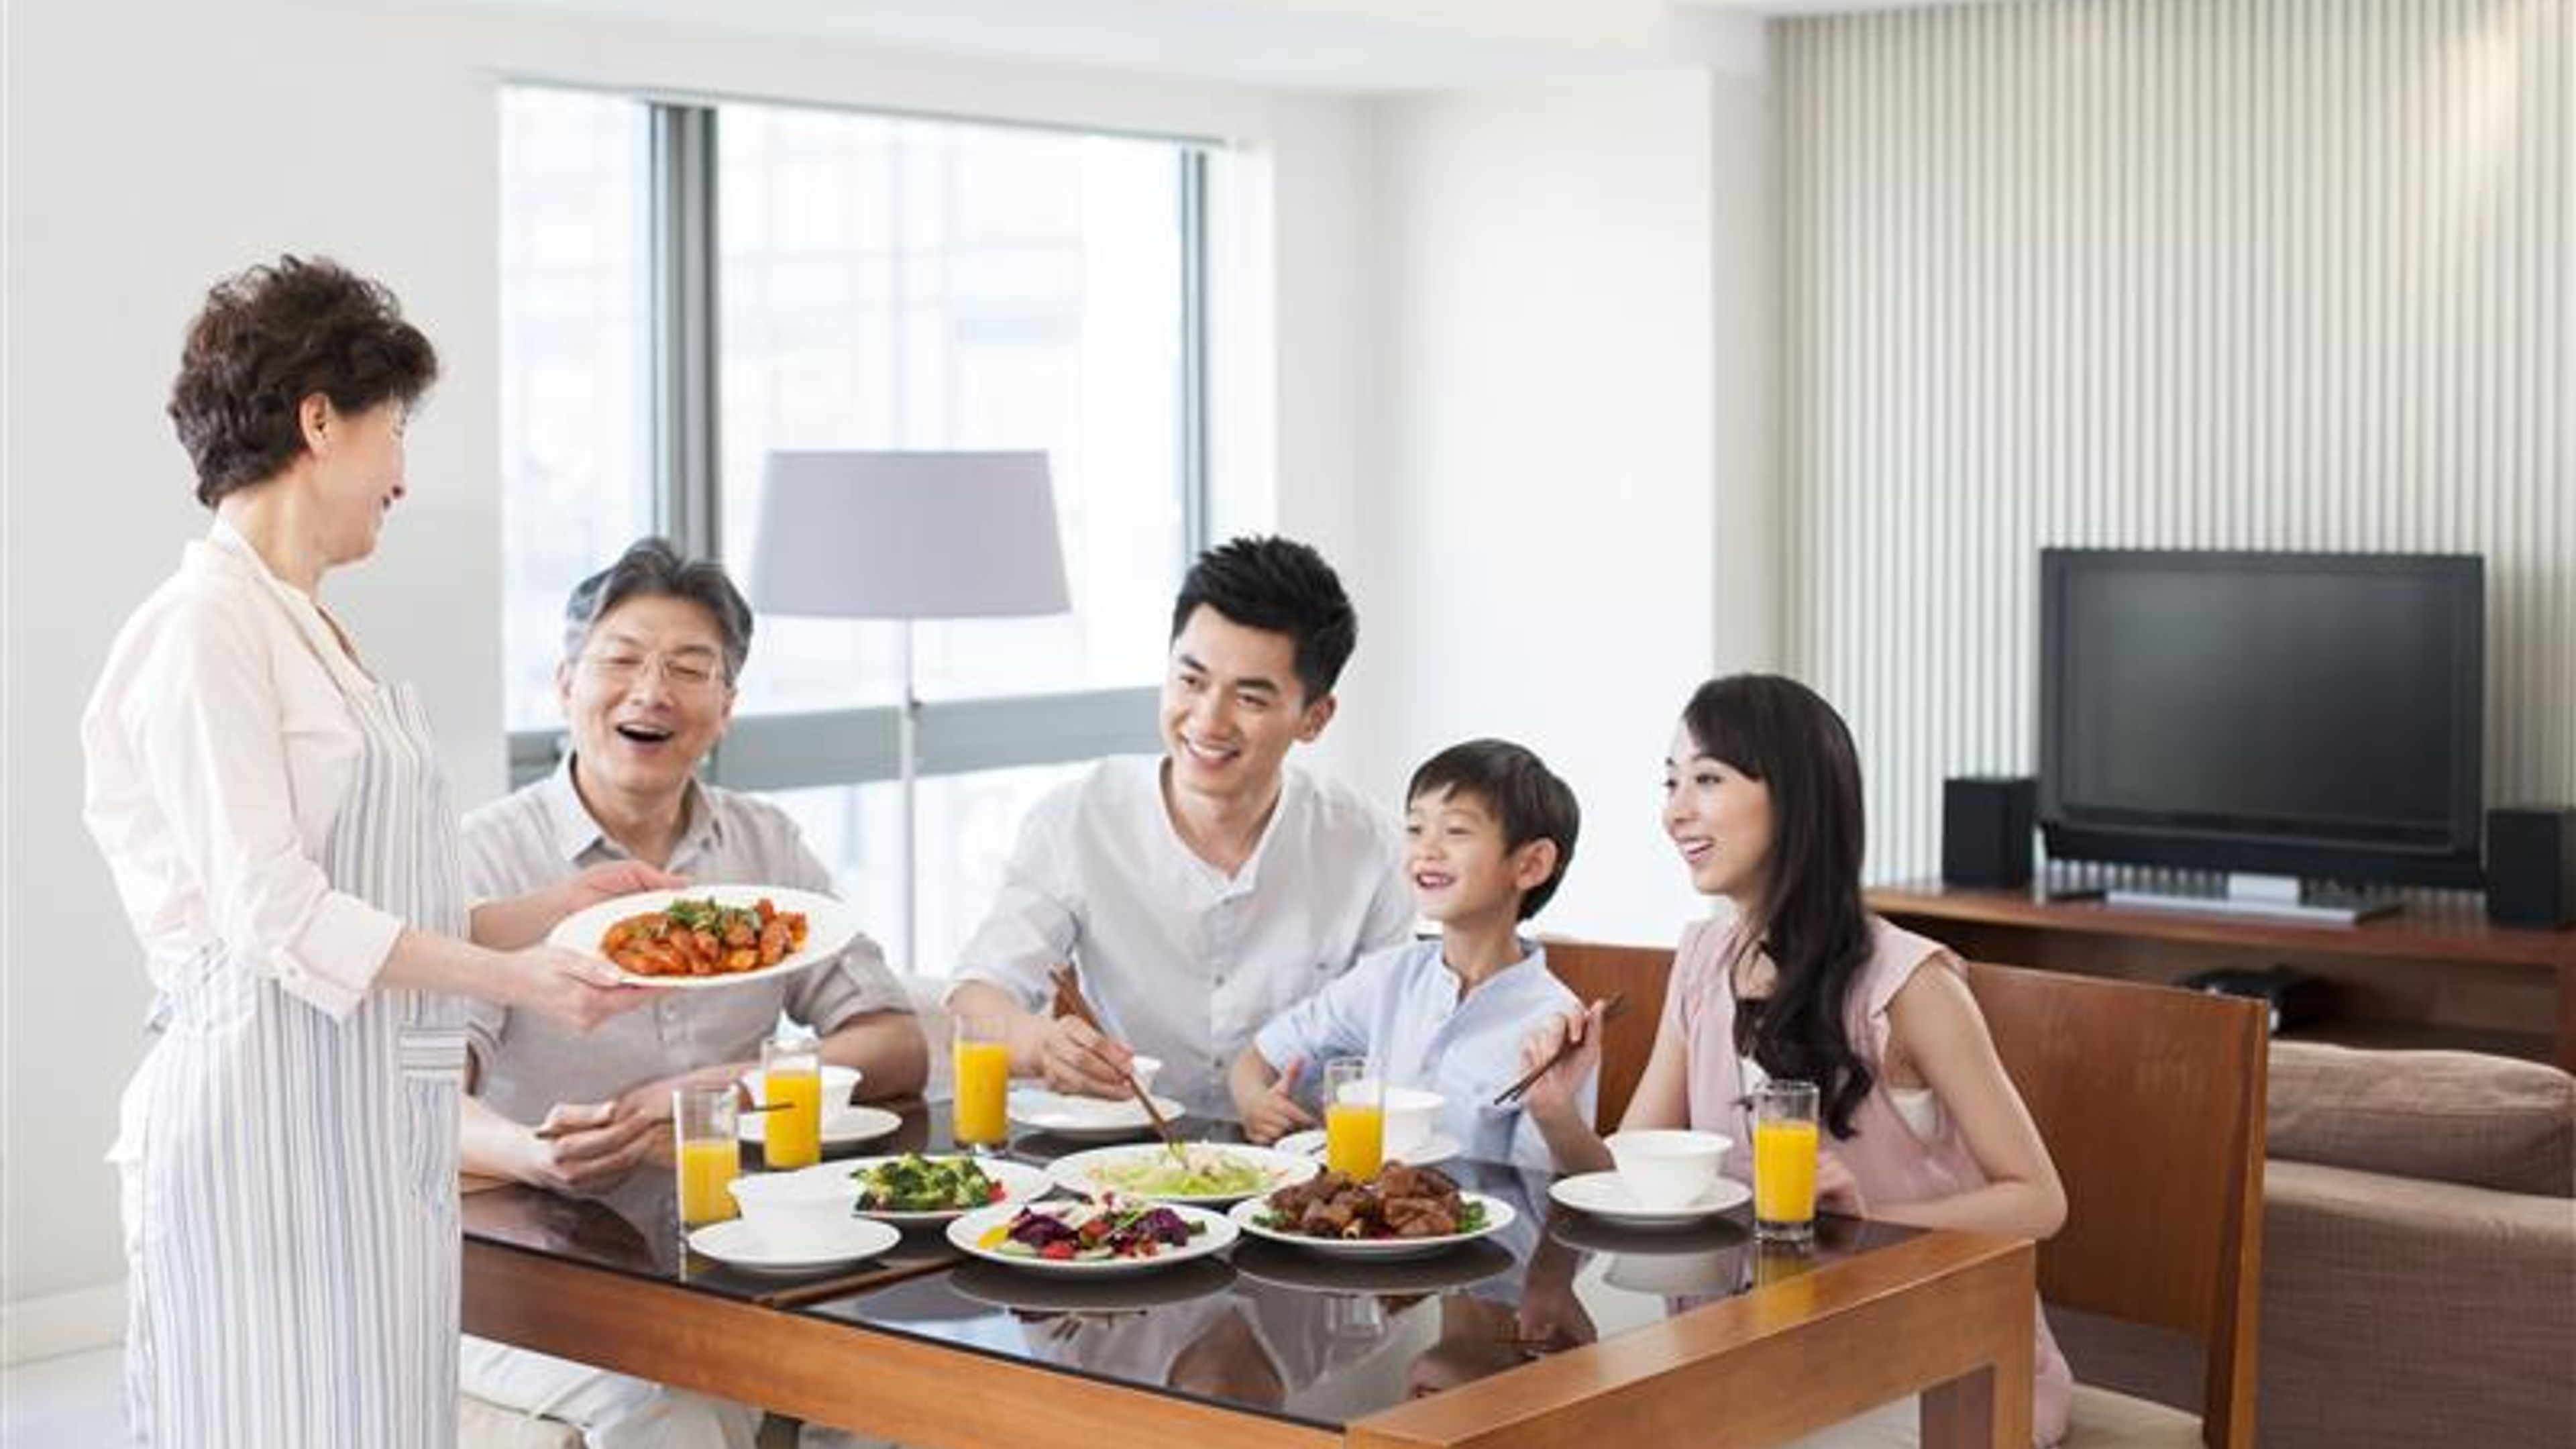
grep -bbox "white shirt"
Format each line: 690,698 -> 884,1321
458,759 -> 910,1120
83,521 -> 405,1020
949,755 -> 1411,1116
1252,938 -> 1593,1170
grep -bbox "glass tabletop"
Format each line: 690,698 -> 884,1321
463,1099 -> 1914,1430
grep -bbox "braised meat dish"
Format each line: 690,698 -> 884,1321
1255,1163 -> 1484,1240
600,896 -> 808,977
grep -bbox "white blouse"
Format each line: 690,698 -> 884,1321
83,521 -> 405,1020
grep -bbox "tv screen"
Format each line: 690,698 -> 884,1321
2039,549 -> 2484,889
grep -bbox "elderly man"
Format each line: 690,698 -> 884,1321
947,535 -> 1411,1120
458,538 -> 926,1448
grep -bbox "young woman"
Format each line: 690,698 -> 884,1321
1516,674 -> 2072,1447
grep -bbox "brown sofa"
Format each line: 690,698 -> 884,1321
2059,1041 -> 2576,1448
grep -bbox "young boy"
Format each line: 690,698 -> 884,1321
1229,739 -> 1595,1169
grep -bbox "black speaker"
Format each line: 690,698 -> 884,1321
2487,806 -> 2576,928
1943,776 -> 2036,889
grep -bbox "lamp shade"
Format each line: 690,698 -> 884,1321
748,450 -> 1072,621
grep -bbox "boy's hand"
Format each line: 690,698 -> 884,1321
1515,1004 -> 1604,1122
1240,1059 -> 1316,1144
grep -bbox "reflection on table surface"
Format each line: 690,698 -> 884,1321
464,1099 -> 1915,1430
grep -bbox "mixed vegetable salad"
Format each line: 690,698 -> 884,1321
1083,1146 -> 1277,1199
977,1197 -> 1204,1262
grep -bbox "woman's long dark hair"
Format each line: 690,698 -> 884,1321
1682,674 -> 1876,1138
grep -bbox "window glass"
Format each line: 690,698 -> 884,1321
498,88 -> 655,730
714,105 -> 1186,714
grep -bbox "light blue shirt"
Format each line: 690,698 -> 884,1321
1251,937 -> 1595,1171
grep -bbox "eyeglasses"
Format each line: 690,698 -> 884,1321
576,649 -> 729,694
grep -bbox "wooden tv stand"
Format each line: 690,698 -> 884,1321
1867,879 -> 2576,1069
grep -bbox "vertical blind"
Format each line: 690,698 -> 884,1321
1776,0 -> 2573,883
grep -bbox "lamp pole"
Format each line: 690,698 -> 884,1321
896,617 -> 919,972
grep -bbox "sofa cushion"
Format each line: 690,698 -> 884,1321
2267,1041 -> 2576,1197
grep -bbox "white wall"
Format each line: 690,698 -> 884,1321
1775,0 -> 2576,885
1346,60 -> 1776,945
1,0 -> 1380,1352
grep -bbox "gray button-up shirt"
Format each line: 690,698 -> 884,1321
460,758 -> 909,1122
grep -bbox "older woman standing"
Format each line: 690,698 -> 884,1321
83,256 -> 667,1448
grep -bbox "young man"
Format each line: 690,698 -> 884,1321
947,536 -> 1410,1120
1231,739 -> 1594,1169
457,539 -> 928,1449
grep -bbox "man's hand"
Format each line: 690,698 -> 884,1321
1240,1059 -> 1317,1144
557,859 -> 689,919
515,1099 -> 662,1194
1035,1012 -> 1137,1098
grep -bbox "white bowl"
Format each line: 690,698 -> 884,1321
1336,1081 -> 1445,1159
726,1162 -> 857,1229
1605,1128 -> 1731,1210
739,1063 -> 863,1107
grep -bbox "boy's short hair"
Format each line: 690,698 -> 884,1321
1407,739 -> 1580,920
1170,536 -> 1357,705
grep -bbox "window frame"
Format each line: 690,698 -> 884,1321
504,97 -> 1210,794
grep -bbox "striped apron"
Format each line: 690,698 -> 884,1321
123,681 -> 469,1448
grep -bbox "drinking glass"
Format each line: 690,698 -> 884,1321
760,1035 -> 824,1170
1753,1079 -> 1820,1242
674,1085 -> 741,1226
1323,1057 -> 1385,1181
952,1015 -> 1012,1152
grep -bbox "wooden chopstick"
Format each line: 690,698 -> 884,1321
1048,965 -> 1188,1165
1490,994 -> 1627,1107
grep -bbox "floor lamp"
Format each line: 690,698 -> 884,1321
748,450 -> 1071,969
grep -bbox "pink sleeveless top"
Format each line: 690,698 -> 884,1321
1666,914 -> 2074,1447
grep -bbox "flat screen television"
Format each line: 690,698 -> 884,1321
2038,549 -> 2484,919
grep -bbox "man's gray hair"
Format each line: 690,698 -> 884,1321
562,538 -> 755,683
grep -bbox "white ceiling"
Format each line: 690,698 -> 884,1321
449,0 -> 1999,91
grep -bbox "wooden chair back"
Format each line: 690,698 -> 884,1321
1538,939 -> 1675,1132
1963,961 -> 2268,1448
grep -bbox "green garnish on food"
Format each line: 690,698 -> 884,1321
853,1153 -> 1003,1212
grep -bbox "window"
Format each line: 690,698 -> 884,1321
498,89 -> 654,732
498,88 -> 1208,972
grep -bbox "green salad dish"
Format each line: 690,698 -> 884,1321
853,1153 -> 1006,1213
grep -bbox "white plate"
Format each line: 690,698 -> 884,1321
1228,1191 -> 1516,1261
1547,1171 -> 1751,1230
1271,1128 -> 1462,1170
1008,1089 -> 1191,1142
741,1102 -> 903,1148
843,1154 -> 1056,1226
549,885 -> 859,990
947,1199 -> 1238,1275
1047,1144 -> 1320,1206
686,1214 -> 900,1274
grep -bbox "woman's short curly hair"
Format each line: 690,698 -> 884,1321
168,256 -> 439,507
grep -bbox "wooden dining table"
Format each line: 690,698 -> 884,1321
462,1100 -> 2037,1449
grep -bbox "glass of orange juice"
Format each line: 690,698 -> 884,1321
1753,1079 -> 1821,1242
674,1085 -> 741,1226
1323,1057 -> 1384,1181
952,1014 -> 1012,1153
760,1035 -> 824,1170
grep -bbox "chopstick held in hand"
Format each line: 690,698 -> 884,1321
1047,965 -> 1188,1165
1492,994 -> 1627,1108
